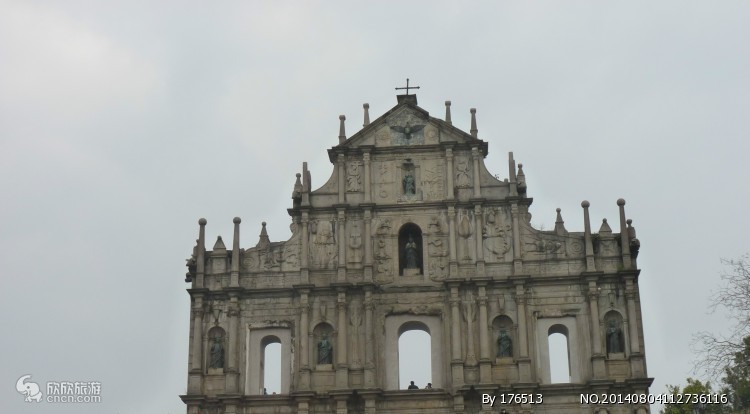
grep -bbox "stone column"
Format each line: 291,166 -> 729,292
474,204 -> 485,274
510,204 -> 523,274
336,291 -> 349,387
588,283 -> 606,378
446,148 -> 455,200
471,147 -> 481,198
477,284 -> 491,383
188,297 -> 204,393
363,152 -> 371,203
230,218 -> 241,287
449,284 -> 464,385
464,293 -> 478,366
618,199 -> 632,270
337,154 -> 345,203
364,289 -> 375,387
514,283 -> 531,382
301,211 -> 310,283
337,209 -> 346,282
625,285 -> 640,354
448,205 -> 458,276
625,279 -> 646,377
299,291 -> 311,389
225,296 -> 240,393
363,209 -> 373,282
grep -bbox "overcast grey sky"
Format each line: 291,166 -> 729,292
2,1 -> 749,413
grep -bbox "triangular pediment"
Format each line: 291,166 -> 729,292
336,101 -> 481,150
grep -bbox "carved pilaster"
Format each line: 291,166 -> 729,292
514,283 -> 531,382
337,209 -> 346,281
301,211 -> 310,283
336,291 -> 348,387
363,152 -> 371,203
474,204 -> 484,274
448,205 -> 458,276
446,148 -> 455,200
477,284 -> 492,383
363,209 -> 373,281
510,203 -> 523,274
471,147 -> 481,198
337,154 -> 345,203
225,297 -> 240,393
364,289 -> 375,387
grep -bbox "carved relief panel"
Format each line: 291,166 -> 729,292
482,207 -> 512,262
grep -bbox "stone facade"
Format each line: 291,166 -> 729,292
180,94 -> 652,414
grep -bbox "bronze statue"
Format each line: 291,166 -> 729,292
318,333 -> 333,364
404,236 -> 419,269
209,335 -> 224,369
496,329 -> 513,358
606,320 -> 623,353
403,173 -> 416,195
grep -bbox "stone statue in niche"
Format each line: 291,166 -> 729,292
318,333 -> 333,364
455,159 -> 471,188
404,236 -> 419,269
346,162 -> 362,192
209,335 -> 224,369
497,329 -> 513,358
403,173 -> 416,196
606,320 -> 624,353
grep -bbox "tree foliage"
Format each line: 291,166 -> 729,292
660,378 -> 727,414
694,255 -> 750,379
722,336 -> 750,413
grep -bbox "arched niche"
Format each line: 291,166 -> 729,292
206,326 -> 226,372
603,310 -> 626,355
312,322 -> 335,367
491,315 -> 515,359
398,223 -> 423,276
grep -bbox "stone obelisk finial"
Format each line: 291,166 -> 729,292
363,103 -> 370,127
581,201 -> 595,272
338,115 -> 346,144
231,217 -> 241,287
196,218 -> 207,287
617,198 -> 632,269
470,108 -> 478,138
445,101 -> 452,125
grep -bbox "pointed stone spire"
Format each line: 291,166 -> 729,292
292,173 -> 302,199
213,235 -> 226,252
599,218 -> 612,235
445,101 -> 452,125
338,115 -> 346,144
470,108 -> 478,138
256,221 -> 270,249
554,208 -> 567,235
517,163 -> 527,195
363,103 -> 370,127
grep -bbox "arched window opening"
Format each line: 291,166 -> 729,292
261,338 -> 281,394
398,323 -> 431,389
548,325 -> 570,383
398,223 -> 423,276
